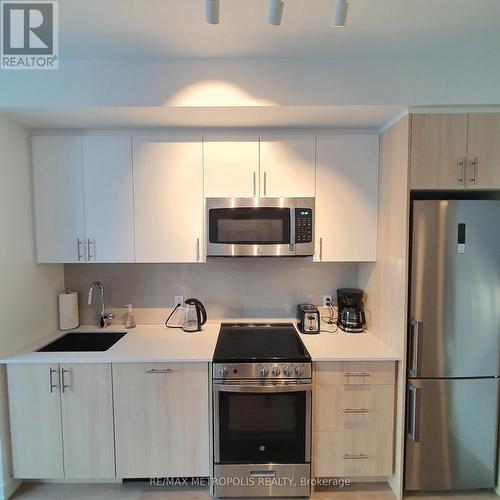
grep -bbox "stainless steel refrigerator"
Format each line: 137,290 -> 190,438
405,199 -> 500,491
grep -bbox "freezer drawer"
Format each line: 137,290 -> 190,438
405,378 -> 499,491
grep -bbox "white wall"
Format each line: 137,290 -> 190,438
0,56 -> 499,107
0,113 -> 64,497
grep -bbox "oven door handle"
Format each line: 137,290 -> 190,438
213,383 -> 312,393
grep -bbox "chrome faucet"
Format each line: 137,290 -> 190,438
88,281 -> 114,328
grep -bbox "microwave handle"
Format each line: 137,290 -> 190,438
290,208 -> 296,245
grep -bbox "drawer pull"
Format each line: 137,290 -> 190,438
344,372 -> 371,377
145,369 -> 173,374
250,470 -> 276,478
343,408 -> 370,414
343,453 -> 368,460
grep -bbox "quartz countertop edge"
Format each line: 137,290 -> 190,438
0,322 -> 401,364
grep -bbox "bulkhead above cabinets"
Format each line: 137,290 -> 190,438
31,133 -> 380,264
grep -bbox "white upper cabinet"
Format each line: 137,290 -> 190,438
259,136 -> 316,197
83,137 -> 135,263
315,135 -> 379,262
33,136 -> 86,263
204,138 -> 259,197
133,137 -> 204,263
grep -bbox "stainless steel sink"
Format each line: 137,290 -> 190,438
37,332 -> 127,352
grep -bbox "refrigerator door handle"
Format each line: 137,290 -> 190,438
407,384 -> 420,442
409,320 -> 422,377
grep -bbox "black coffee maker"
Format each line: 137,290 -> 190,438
337,288 -> 366,333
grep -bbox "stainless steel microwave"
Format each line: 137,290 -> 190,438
206,197 -> 314,257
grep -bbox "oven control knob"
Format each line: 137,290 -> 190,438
283,366 -> 292,377
272,367 -> 281,376
295,366 -> 303,377
260,366 -> 269,377
219,366 -> 228,377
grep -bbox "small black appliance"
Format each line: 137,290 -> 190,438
297,304 -> 320,334
337,288 -> 366,333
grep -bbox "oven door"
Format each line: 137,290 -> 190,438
213,381 -> 312,465
206,198 -> 296,257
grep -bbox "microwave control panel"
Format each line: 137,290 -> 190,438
295,208 -> 313,243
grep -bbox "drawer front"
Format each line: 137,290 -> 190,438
315,430 -> 393,477
315,361 -> 396,386
316,384 -> 394,433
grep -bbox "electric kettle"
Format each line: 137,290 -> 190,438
182,298 -> 207,332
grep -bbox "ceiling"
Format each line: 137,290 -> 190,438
1,105 -> 405,130
58,0 -> 500,59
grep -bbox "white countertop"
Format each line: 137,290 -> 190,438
1,322 -> 401,364
298,330 -> 401,361
0,324 -> 221,364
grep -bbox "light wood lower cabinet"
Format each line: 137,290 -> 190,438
113,362 -> 210,478
313,361 -> 396,478
7,363 -> 114,479
7,364 -> 64,478
60,364 -> 115,478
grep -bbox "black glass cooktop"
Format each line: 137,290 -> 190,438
213,323 -> 311,363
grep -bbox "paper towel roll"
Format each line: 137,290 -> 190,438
59,290 -> 79,330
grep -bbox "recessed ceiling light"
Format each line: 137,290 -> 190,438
268,0 -> 284,26
206,0 -> 220,24
332,0 -> 349,27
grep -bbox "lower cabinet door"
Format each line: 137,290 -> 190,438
60,364 -> 115,478
113,362 -> 210,478
7,364 -> 64,478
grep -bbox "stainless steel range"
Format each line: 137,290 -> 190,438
212,323 -> 312,498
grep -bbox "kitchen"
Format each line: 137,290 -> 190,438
0,1 -> 500,500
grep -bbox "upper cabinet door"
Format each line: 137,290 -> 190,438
259,136 -> 316,197
83,136 -> 135,263
315,136 -> 379,262
133,137 -> 204,262
410,114 -> 468,190
32,136 -> 86,263
466,113 -> 500,190
204,138 -> 259,197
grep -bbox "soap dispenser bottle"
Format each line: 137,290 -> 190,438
124,304 -> 136,329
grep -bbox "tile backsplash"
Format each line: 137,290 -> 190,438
64,260 -> 358,325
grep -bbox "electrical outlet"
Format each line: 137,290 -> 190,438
323,295 -> 333,307
174,295 -> 184,307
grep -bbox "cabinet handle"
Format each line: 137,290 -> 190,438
61,368 -> 71,393
407,384 -> 420,442
319,237 -> 323,261
470,157 -> 478,184
264,171 -> 267,196
145,368 -> 174,374
344,372 -> 371,377
343,453 -> 369,460
409,319 -> 422,377
77,239 -> 84,261
253,172 -> 257,196
196,238 -> 200,261
49,368 -> 58,394
87,239 -> 95,262
457,158 -> 466,184
343,408 -> 370,414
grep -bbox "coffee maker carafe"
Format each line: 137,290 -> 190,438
337,288 -> 366,333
